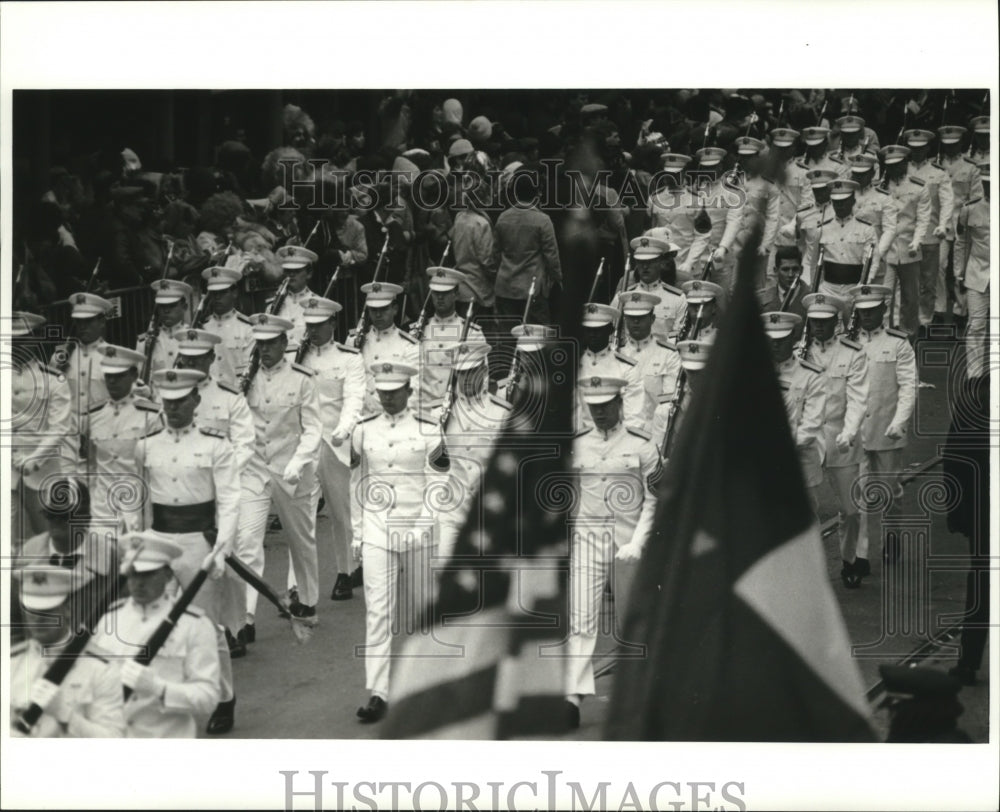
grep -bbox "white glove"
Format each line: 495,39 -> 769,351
282,459 -> 304,485
908,239 -> 921,255
678,261 -> 693,277
933,225 -> 946,239
28,679 -> 59,711
351,537 -> 363,561
338,250 -> 351,265
756,245 -> 769,258
210,553 -> 226,580
835,431 -> 853,452
121,660 -> 165,698
711,246 -> 728,263
330,429 -> 350,447
616,543 -> 643,562
885,423 -> 905,440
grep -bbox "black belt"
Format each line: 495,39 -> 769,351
152,501 -> 216,534
823,261 -> 863,285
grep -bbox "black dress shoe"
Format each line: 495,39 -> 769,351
949,665 -> 977,686
241,623 -> 256,644
356,696 -> 387,723
226,628 -> 247,659
840,561 -> 863,589
565,700 -> 580,730
207,697 -> 236,735
330,573 -> 353,601
288,587 -> 301,613
854,557 -> 871,577
350,566 -> 364,588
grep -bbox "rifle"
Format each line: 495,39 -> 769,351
352,234 -> 391,350
779,273 -> 802,312
797,243 -> 826,361
438,299 -> 477,433
84,257 -> 103,293
846,243 -> 876,341
612,255 -> 631,349
588,257 -> 606,303
504,276 -> 537,404
239,275 -> 290,395
294,266 -> 342,365
673,245 -> 716,343
660,302 -> 704,459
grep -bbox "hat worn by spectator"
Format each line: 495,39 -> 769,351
448,139 -> 475,158
679,339 -> 714,371
372,362 -> 417,390
250,314 -> 295,340
99,344 -> 146,373
879,145 -> 911,165
802,126 -> 830,146
121,148 -> 142,172
802,292 -> 848,320
511,324 -> 556,352
361,281 -> 404,309
806,169 -> 840,188
580,375 -> 627,404
937,125 -> 966,144
174,328 -> 223,355
735,136 -> 765,155
15,566 -> 84,611
902,129 -> 935,148
770,127 -> 800,148
427,267 -> 468,292
695,146 -> 727,167
69,292 -> 113,319
762,311 -> 802,339
277,245 -> 317,270
443,98 -> 463,126
119,532 -> 183,575
661,153 -> 692,173
454,342 -> 490,371
849,283 -> 892,308
683,279 -> 725,304
202,266 -> 241,290
836,115 -> 865,133
152,368 -> 206,398
622,291 -> 662,316
8,311 -> 45,337
829,179 -> 860,200
631,235 -> 677,259
582,303 -> 619,328
580,103 -> 608,116
301,297 -> 343,323
152,279 -> 193,304
468,116 -> 493,144
849,154 -> 878,174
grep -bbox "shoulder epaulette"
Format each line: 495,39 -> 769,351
800,359 -> 824,374
656,393 -> 674,405
887,327 -> 909,340
133,398 -> 160,412
216,380 -> 241,395
291,362 -> 315,376
84,650 -> 110,664
821,217 -> 834,226
909,176 -> 925,186
614,351 -> 637,367
88,401 -> 107,414
855,216 -> 872,227
358,413 -> 380,424
199,425 -> 226,439
574,427 -> 593,438
626,426 -> 652,441
11,639 -> 30,657
656,338 -> 677,351
795,159 -> 808,170
336,343 -> 360,354
760,174 -> 775,185
44,364 -> 66,379
874,185 -> 889,195
797,202 -> 814,212
839,337 -> 863,351
235,312 -> 252,324
108,597 -> 127,611
142,427 -> 164,439
398,330 -> 418,345
488,393 -> 513,411
965,197 -> 982,207
661,283 -> 684,296
932,161 -> 944,171
829,155 -> 844,164
415,415 -> 439,426
183,605 -> 205,618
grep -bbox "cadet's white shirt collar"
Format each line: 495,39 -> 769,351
130,595 -> 169,619
312,336 -> 337,354
261,357 -> 287,375
165,422 -> 196,437
595,421 -> 626,441
373,323 -> 397,337
584,345 -> 613,359
861,325 -> 884,337
382,406 -> 411,425
626,334 -> 654,350
212,309 -> 236,321
432,311 -> 460,322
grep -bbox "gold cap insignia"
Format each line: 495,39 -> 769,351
631,293 -> 642,302
106,347 -> 116,357
187,330 -> 197,340
166,370 -> 177,382
770,313 -> 781,323
257,314 -> 268,324
75,294 -> 86,304
371,283 -> 382,293
590,376 -> 601,387
382,363 -> 393,373
308,298 -> 318,308
815,294 -> 825,304
861,286 -> 871,295
587,304 -> 598,314
31,571 -> 47,586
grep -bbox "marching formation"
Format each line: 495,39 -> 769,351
8,89 -> 991,737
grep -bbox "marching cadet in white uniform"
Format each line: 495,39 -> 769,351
801,293 -> 871,587
690,147 -> 742,290
201,266 -> 255,387
646,154 -> 699,270
727,136 -> 780,284
830,114 -> 878,165
762,312 -> 828,511
880,144 -> 932,339
611,236 -> 686,341
237,315 -> 323,628
56,292 -> 113,425
769,128 -> 814,253
966,115 -> 989,168
565,376 -> 661,728
298,296 -> 366,602
617,291 -> 681,446
498,323 -> 556,405
350,362 -> 450,723
850,284 -> 917,571
432,342 -> 511,562
10,565 -> 126,738
135,279 -> 192,382
576,303 -> 644,432
654,336 -> 716,458
850,154 -> 898,274
9,312 -> 76,542
953,166 -> 990,380
679,279 -> 726,345
92,534 -> 221,738
412,266 -> 488,411
85,344 -> 162,532
135,368 -> 243,735
787,169 -> 838,285
273,245 -> 321,347
800,126 -> 847,177
816,179 -> 879,299
355,281 -> 421,416
902,129 -> 955,331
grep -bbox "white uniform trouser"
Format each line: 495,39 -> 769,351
566,528 -> 638,698
918,243 -> 941,327
360,542 -> 435,701
857,448 -> 903,559
236,470 -> 319,618
965,287 -> 990,379
163,530 -> 239,703
823,463 -> 861,562
311,442 -> 353,579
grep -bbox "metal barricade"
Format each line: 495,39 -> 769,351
38,286 -> 154,350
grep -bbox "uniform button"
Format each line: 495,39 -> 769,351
387,463 -> 393,468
